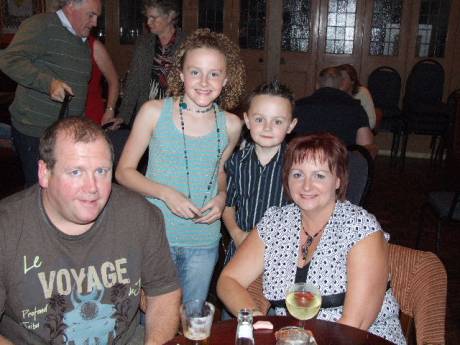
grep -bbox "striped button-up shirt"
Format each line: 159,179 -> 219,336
225,141 -> 289,232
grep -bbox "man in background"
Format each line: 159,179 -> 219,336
0,117 -> 181,344
0,0 -> 101,187
293,66 -> 373,147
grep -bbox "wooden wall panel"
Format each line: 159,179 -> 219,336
445,0 -> 460,95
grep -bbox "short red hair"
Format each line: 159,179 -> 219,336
283,133 -> 349,201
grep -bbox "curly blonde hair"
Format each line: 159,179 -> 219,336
167,29 -> 246,110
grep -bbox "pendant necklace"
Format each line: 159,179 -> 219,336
301,220 -> 327,261
178,96 -> 222,207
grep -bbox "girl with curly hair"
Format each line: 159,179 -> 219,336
116,28 -> 245,303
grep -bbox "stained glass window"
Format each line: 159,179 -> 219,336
282,0 -> 311,52
239,0 -> 266,49
325,0 -> 357,54
199,0 -> 224,32
369,0 -> 402,56
416,0 -> 451,57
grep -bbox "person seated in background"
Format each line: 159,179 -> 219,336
85,33 -> 124,129
293,67 -> 373,148
338,64 -> 379,130
217,133 -> 406,345
223,79 -> 297,268
0,117 -> 181,344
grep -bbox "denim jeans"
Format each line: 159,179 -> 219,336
169,245 -> 219,304
11,126 -> 39,187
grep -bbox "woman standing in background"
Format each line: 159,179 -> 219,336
118,0 -> 186,126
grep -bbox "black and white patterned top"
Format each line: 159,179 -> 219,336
257,201 -> 406,345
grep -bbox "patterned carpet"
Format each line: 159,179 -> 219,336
0,148 -> 458,343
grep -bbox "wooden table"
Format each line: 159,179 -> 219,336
164,316 -> 395,345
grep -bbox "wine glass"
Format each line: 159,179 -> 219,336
180,299 -> 215,345
285,283 -> 321,327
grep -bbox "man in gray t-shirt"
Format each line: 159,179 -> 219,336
0,117 -> 181,344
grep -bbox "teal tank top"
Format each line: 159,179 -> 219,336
146,97 -> 228,247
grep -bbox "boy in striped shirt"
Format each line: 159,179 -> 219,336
223,80 -> 298,263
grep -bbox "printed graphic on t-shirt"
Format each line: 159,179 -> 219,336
20,256 -> 142,344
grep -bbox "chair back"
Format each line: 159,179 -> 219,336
404,59 -> 445,110
368,66 -> 401,111
447,88 -> 460,118
346,145 -> 374,206
388,244 -> 447,345
447,192 -> 460,220
247,275 -> 271,315
428,191 -> 460,221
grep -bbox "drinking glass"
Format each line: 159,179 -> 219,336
285,283 -> 321,327
275,326 -> 318,345
180,300 -> 215,345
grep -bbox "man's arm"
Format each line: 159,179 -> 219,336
0,15 -> 52,94
0,14 -> 73,102
356,127 -> 374,146
144,288 -> 181,345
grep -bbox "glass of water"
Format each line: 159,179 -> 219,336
180,300 -> 215,345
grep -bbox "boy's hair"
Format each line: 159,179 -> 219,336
39,117 -> 114,170
245,79 -> 295,111
318,66 -> 343,89
167,28 -> 246,110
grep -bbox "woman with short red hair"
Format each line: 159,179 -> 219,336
217,133 -> 406,345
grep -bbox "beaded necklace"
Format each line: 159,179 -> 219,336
301,221 -> 327,261
179,100 -> 214,113
178,96 -> 222,207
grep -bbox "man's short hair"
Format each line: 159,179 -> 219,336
318,67 -> 343,89
245,79 -> 295,110
39,117 -> 114,170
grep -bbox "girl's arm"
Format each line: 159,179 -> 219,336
196,112 -> 242,224
339,231 -> 388,330
217,228 -> 265,316
92,39 -> 121,126
115,100 -> 201,219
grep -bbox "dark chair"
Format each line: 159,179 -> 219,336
416,191 -> 460,253
346,144 -> 374,206
440,89 -> 460,162
368,66 -> 403,164
400,59 -> 451,168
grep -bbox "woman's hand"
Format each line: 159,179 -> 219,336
163,187 -> 202,219
194,191 -> 226,224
